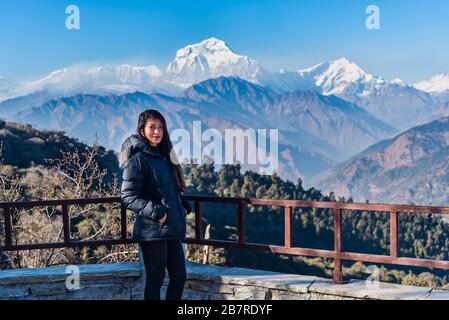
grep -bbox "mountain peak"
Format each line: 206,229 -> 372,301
391,78 -> 406,86
166,38 -> 263,87
300,57 -> 370,75
296,57 -> 381,95
331,57 -> 353,66
327,57 -> 369,79
198,37 -> 229,49
173,37 -> 233,58
415,72 -> 449,93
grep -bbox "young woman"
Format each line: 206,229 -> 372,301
120,109 -> 192,300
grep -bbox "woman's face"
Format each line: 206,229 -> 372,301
141,118 -> 164,147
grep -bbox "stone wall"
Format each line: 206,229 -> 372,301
0,262 -> 145,300
182,262 -> 449,300
1,259 -> 449,300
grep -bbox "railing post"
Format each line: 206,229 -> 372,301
195,201 -> 203,239
120,203 -> 127,241
390,211 -> 398,257
62,204 -> 71,244
284,206 -> 292,248
3,206 -> 13,248
237,200 -> 246,245
333,208 -> 343,284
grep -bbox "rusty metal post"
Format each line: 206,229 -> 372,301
390,211 -> 398,257
195,200 -> 203,239
62,204 -> 71,244
3,206 -> 12,248
237,200 -> 246,245
284,206 -> 292,248
333,208 -> 343,284
120,203 -> 127,240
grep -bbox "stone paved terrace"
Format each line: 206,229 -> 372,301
1,261 -> 449,300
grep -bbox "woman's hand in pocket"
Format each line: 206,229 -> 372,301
158,213 -> 167,224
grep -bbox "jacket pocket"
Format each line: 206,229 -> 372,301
135,214 -> 161,230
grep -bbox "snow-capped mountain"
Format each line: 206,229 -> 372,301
270,57 -> 437,131
297,57 -> 384,96
1,37 -> 447,134
13,64 -> 179,98
415,73 -> 449,93
414,73 -> 449,103
165,37 -> 265,87
256,57 -> 389,96
0,38 -> 267,101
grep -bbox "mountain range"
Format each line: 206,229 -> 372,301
2,37 -> 449,131
314,116 -> 449,205
1,76 -> 398,182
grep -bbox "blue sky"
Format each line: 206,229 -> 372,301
1,0 -> 449,82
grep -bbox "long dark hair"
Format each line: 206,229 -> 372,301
137,109 -> 187,192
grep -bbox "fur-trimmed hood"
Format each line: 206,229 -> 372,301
119,134 -> 161,168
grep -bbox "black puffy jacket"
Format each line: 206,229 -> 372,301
119,134 -> 192,241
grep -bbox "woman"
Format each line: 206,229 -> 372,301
119,109 -> 192,300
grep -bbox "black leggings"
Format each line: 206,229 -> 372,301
139,239 -> 187,300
